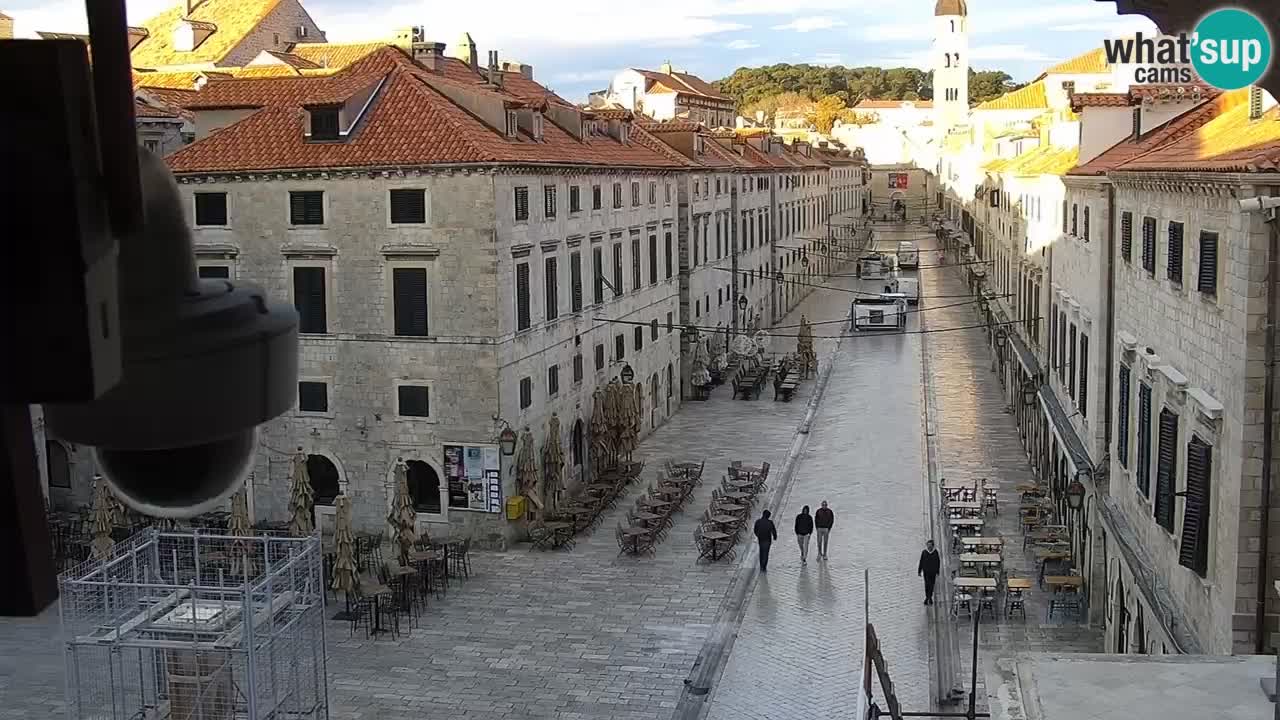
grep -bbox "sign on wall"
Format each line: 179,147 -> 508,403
443,444 -> 502,513
888,173 -> 910,189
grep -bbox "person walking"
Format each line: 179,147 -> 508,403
918,540 -> 941,605
794,506 -> 814,564
814,501 -> 834,560
754,510 -> 778,573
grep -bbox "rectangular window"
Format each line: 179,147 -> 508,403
612,242 -> 623,297
1137,382 -> 1153,496
613,183 -> 623,209
1062,200 -> 1068,233
1167,221 -> 1184,284
570,186 -> 581,214
515,262 -> 531,331
573,354 -> 583,383
289,191 -> 324,225
1121,211 -> 1133,263
392,267 -> 429,337
194,192 -> 228,226
1058,312 -> 1067,383
570,251 -> 583,313
398,385 -> 430,417
648,181 -> 657,205
308,107 -> 340,140
519,377 -> 532,409
594,343 -> 605,371
298,381 -> 328,412
198,264 -> 230,279
293,266 -> 327,334
614,333 -> 625,360
1198,231 -> 1218,295
648,234 -> 658,285
1071,203 -> 1078,236
544,185 -> 557,219
591,246 -> 606,304
634,326 -> 643,351
514,186 -> 530,221
692,221 -> 700,267
1078,333 -> 1089,417
547,365 -> 559,397
1082,206 -> 1090,242
1154,407 -> 1178,532
631,181 -> 640,206
592,184 -> 602,210
1049,304 -> 1057,371
650,319 -> 659,340
1180,436 -> 1212,577
631,237 -> 641,291
664,232 -> 673,279
667,311 -> 674,333
544,257 -> 559,322
1118,364 -> 1131,467
1141,216 -> 1156,274
389,189 -> 427,224
1068,324 -> 1077,399
665,183 -> 671,204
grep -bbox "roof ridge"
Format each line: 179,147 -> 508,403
404,72 -> 501,162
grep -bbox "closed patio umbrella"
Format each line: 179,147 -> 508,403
542,414 -> 564,515
89,477 -> 115,561
228,486 -> 252,579
331,495 -> 357,594
517,427 -> 541,513
287,449 -> 315,537
387,460 -> 417,565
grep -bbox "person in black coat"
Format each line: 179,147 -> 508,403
814,501 -> 834,560
794,506 -> 814,564
753,510 -> 778,572
918,540 -> 941,605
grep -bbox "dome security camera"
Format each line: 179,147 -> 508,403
43,148 -> 299,518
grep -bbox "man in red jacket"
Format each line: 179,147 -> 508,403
814,501 -> 834,560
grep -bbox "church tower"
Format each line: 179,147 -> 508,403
932,0 -> 969,130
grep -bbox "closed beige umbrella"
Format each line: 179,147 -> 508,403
590,388 -> 610,473
228,486 -> 252,578
90,477 -> 115,561
517,427 -> 541,514
387,460 -> 417,565
287,449 -> 315,537
331,495 -> 357,595
542,414 -> 564,515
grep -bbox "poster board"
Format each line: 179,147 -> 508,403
888,172 -> 909,189
443,444 -> 502,513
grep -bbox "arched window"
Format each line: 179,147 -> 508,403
406,460 -> 442,514
944,53 -> 951,68
47,441 -> 71,489
571,420 -> 584,468
306,455 -> 340,505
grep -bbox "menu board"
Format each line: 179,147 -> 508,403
443,444 -> 501,512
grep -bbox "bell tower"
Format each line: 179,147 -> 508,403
932,0 -> 969,130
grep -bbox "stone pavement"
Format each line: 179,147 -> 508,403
701,224 -> 933,720
0,246 -> 855,720
916,226 -> 1103,712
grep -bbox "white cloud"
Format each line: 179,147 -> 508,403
969,44 -> 1058,63
548,69 -> 616,85
726,39 -> 761,50
772,16 -> 846,33
856,1 -> 1141,42
1050,16 -> 1158,36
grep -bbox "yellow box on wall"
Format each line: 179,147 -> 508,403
505,495 -> 526,520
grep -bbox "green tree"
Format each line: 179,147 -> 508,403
969,70 -> 1026,104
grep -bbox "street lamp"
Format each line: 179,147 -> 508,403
1021,375 -> 1040,407
619,363 -> 635,384
738,295 -> 748,311
1065,474 -> 1087,510
495,420 -> 517,456
801,253 -> 809,268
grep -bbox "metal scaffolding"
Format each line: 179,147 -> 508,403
59,528 -> 329,719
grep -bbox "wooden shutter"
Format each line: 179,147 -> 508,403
592,247 -> 604,304
514,187 -> 529,221
392,267 -> 429,336
1167,222 -> 1183,283
1121,211 -> 1133,262
648,235 -> 658,285
1058,313 -> 1067,382
1137,383 -> 1152,495
1142,217 -> 1156,273
573,354 -> 583,383
613,243 -> 623,296
519,378 -> 532,409
547,365 -> 559,396
1154,408 -> 1178,532
389,189 -> 426,224
1078,334 -> 1089,416
544,186 -> 556,218
398,385 -> 430,417
1179,436 -> 1212,576
289,191 -> 324,225
634,326 -> 643,351
594,343 -> 605,370
1068,324 -> 1077,398
1071,204 -> 1078,235
1117,365 -> 1130,467
515,262 -> 530,331
665,232 -> 673,279
298,381 -> 328,412
570,252 -> 583,313
544,257 -> 558,321
194,192 -> 228,226
1197,231 -> 1218,295
1083,206 -> 1090,241
1049,305 -> 1057,371
198,265 -> 230,279
293,266 -> 327,333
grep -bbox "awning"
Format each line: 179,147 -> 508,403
1008,332 -> 1041,377
1037,387 -> 1094,475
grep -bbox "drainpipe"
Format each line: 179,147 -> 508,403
1104,183 -> 1117,454
1259,191 -> 1279,655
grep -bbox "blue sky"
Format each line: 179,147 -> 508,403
10,0 -> 1156,101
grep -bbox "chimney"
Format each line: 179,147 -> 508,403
1250,85 -> 1264,120
452,32 -> 478,72
660,61 -> 673,75
1131,107 -> 1142,140
0,13 -> 13,40
487,50 -> 504,88
502,60 -> 534,81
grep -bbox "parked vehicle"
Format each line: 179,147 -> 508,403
897,241 -> 919,269
851,294 -> 908,331
891,275 -> 919,305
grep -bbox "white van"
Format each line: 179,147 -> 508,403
897,241 -> 919,269
891,276 -> 919,305
851,295 -> 908,331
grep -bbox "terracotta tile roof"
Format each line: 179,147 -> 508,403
1071,92 -> 1131,110
167,47 -> 689,174
134,98 -> 182,119
134,70 -> 205,90
1068,89 -> 1249,175
1128,84 -> 1220,102
975,81 -> 1048,111
1116,99 -> 1280,173
1004,145 -> 1079,176
289,41 -> 386,70
854,99 -> 932,110
139,86 -> 199,108
130,0 -> 283,68
633,68 -> 729,101
639,120 -> 705,134
1039,47 -> 1108,77
263,50 -> 321,69
983,156 -> 1014,172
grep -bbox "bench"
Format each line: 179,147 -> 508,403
773,376 -> 801,402
734,373 -> 762,400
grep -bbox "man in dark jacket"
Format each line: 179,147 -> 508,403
754,510 -> 778,572
794,506 -> 814,564
917,540 -> 941,605
814,501 -> 834,560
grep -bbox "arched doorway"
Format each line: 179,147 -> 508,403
650,372 -> 660,429
571,420 -> 584,471
46,440 -> 71,490
306,455 -> 340,506
405,460 -> 442,515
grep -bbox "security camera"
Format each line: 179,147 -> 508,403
42,148 -> 299,518
1239,196 -> 1280,213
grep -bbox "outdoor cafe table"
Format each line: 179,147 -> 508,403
655,485 -> 684,501
619,526 -> 650,555
633,510 -> 663,526
953,577 -> 998,590
640,497 -> 674,511
725,477 -> 757,491
586,483 -> 616,496
949,518 -> 984,529
716,502 -> 748,516
1045,575 -> 1084,591
671,461 -> 701,474
720,489 -> 752,502
1006,578 -> 1033,590
702,530 -> 731,560
710,514 -> 739,528
948,500 -> 982,516
959,553 -> 1003,576
961,537 -> 1004,552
